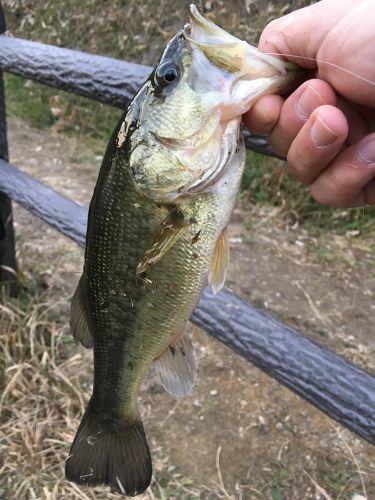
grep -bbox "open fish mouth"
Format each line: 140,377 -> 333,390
183,4 -> 301,123
185,4 -> 297,77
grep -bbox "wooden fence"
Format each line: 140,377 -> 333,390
0,2 -> 374,445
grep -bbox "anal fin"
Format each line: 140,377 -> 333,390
70,275 -> 93,348
209,227 -> 229,294
154,332 -> 197,400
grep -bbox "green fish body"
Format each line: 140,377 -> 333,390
66,5 -> 300,496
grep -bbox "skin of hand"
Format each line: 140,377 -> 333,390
244,0 -> 375,207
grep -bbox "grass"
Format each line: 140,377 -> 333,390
0,278 -> 206,499
4,74 -> 121,142
242,151 -> 375,235
4,75 -> 55,129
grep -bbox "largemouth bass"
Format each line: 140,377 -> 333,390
66,5 -> 300,496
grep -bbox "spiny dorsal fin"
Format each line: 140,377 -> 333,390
154,332 -> 197,400
137,210 -> 193,274
70,276 -> 93,348
209,227 -> 229,294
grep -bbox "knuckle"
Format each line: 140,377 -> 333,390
286,153 -> 310,184
310,183 -> 350,208
309,185 -> 331,206
286,160 -> 304,182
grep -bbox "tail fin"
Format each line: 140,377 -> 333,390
65,407 -> 152,496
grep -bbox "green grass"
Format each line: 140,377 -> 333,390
269,459 -> 289,500
243,151 -> 375,235
4,75 -> 55,129
4,74 -> 122,142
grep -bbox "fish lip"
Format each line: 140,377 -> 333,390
159,29 -> 187,61
184,4 -> 241,57
185,4 -> 298,76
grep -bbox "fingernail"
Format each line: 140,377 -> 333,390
310,116 -> 339,147
296,85 -> 326,120
358,135 -> 375,164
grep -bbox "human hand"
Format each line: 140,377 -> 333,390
244,0 -> 375,207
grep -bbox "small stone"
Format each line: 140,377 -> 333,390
258,415 -> 266,426
210,389 -> 218,396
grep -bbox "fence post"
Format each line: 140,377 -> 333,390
0,2 -> 17,297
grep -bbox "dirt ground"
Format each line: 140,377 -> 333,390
3,116 -> 374,499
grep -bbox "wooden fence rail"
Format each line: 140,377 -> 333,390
0,36 -> 281,159
0,3 -> 374,445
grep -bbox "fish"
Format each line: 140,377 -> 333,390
65,4 -> 300,496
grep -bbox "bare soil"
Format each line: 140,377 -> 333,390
5,117 -> 375,499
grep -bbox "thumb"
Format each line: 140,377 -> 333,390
258,0 -> 355,68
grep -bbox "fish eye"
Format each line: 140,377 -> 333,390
155,63 -> 181,89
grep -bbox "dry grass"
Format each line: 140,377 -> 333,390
0,286 -> 207,499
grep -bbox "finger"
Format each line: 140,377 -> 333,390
360,180 -> 375,206
268,79 -> 337,156
243,94 -> 283,134
287,105 -> 348,185
336,98 -> 372,145
310,133 -> 375,207
258,0 -> 355,67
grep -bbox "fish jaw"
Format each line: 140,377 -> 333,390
185,4 -> 300,119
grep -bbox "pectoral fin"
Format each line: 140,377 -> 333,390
137,210 -> 193,274
209,227 -> 229,294
70,276 -> 93,348
154,332 -> 197,400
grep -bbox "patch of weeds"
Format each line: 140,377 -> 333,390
269,459 -> 289,500
53,94 -> 122,142
314,455 -> 369,499
4,74 -> 55,129
4,73 -> 121,142
152,462 -> 200,499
